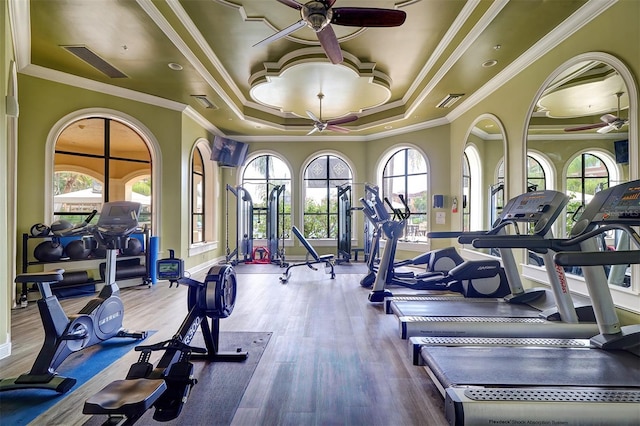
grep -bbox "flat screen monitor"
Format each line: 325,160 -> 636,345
210,136 -> 249,167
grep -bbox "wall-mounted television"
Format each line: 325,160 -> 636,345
210,136 -> 249,167
614,139 -> 629,164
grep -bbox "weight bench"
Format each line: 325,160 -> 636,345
280,226 -> 335,284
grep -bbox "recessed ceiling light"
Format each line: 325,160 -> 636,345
168,62 -> 183,71
384,125 -> 393,129
482,59 -> 498,68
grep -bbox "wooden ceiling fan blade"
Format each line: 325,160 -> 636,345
276,0 -> 303,10
327,114 -> 358,126
331,8 -> 407,27
326,124 -> 350,133
564,122 -> 607,132
253,20 -> 306,47
317,25 -> 343,64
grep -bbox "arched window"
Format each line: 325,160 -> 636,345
53,117 -> 152,226
303,154 -> 353,238
381,147 -> 428,242
462,153 -> 471,232
565,152 -> 610,233
191,145 -> 205,244
527,156 -> 546,192
190,139 -> 217,247
242,154 -> 292,240
463,144 -> 483,231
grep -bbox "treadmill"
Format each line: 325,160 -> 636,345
392,190 -> 597,339
418,180 -> 640,425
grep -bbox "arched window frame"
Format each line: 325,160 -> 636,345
376,144 -> 429,247
463,144 -> 482,231
239,151 -> 293,242
45,109 -> 161,232
300,151 -> 355,244
189,138 -> 218,250
520,52 -> 638,313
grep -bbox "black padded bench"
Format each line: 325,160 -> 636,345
280,226 -> 335,283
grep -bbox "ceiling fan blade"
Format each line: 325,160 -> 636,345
317,24 -> 343,64
307,126 -> 319,135
600,113 -> 618,124
596,125 -> 614,134
323,0 -> 337,8
326,124 -> 350,133
253,19 -> 307,47
564,122 -> 607,132
331,8 -> 407,27
327,114 -> 358,126
276,0 -> 303,10
306,110 -> 320,123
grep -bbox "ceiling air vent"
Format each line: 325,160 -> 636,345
192,95 -> 218,110
62,45 -> 128,78
436,93 -> 465,108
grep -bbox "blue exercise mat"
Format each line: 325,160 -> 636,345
0,331 -> 155,426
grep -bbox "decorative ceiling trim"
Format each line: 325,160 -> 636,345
7,0 -> 31,71
447,0 -> 619,123
214,0 -> 367,45
249,47 -> 390,89
138,0 -> 245,119
21,64 -> 186,112
403,0 -> 482,105
404,0 -> 509,118
165,0 -> 246,104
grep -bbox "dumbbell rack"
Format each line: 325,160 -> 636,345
19,228 -> 151,307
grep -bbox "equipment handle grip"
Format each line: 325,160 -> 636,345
554,250 -> 638,266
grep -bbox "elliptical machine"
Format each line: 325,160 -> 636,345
0,201 -> 147,394
84,251 -> 248,425
363,193 -> 511,302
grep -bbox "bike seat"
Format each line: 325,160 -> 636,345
14,269 -> 65,283
83,378 -> 167,418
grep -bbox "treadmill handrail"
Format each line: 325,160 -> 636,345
555,250 -> 639,266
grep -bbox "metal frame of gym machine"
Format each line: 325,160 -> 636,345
391,189 -> 598,340
415,179 -> 640,426
225,183 -> 288,266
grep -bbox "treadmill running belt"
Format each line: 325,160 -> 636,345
392,299 -> 538,318
421,345 -> 640,388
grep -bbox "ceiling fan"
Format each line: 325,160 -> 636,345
253,0 -> 407,64
564,92 -> 629,134
306,93 -> 358,135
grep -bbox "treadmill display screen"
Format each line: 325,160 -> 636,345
500,190 -> 568,232
582,181 -> 640,225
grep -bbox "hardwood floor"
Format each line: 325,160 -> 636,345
0,267 -> 447,425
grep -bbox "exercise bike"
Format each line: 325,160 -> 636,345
84,251 -> 248,425
0,201 -> 147,394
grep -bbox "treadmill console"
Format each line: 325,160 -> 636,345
572,179 -> 640,235
498,190 -> 569,235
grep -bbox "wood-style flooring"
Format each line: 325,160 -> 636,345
0,266 -> 447,425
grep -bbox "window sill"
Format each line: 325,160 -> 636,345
522,263 -> 639,314
188,241 -> 218,257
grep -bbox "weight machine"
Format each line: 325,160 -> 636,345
225,185 -> 253,265
265,184 -> 287,267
